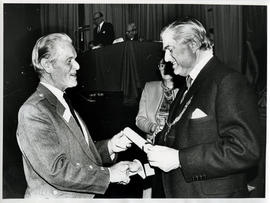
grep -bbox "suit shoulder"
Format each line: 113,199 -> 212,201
105,22 -> 113,26
19,91 -> 47,112
209,58 -> 246,84
144,81 -> 162,89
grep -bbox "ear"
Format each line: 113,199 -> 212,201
40,58 -> 53,74
189,40 -> 200,53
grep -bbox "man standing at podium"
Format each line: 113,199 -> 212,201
90,11 -> 115,48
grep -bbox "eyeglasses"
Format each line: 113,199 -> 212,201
158,63 -> 165,69
93,16 -> 101,20
126,29 -> 137,34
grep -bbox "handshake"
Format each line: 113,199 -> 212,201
107,130 -> 145,185
107,127 -> 180,184
109,159 -> 145,185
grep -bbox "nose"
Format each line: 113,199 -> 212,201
73,60 -> 80,70
164,50 -> 171,62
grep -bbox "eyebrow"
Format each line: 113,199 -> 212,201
66,56 -> 75,61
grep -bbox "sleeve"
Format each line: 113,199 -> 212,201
105,23 -> 115,45
179,73 -> 261,181
95,139 -> 118,164
93,28 -> 98,45
135,83 -> 157,134
16,103 -> 110,194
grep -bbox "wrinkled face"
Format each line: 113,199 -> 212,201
49,41 -> 80,91
162,33 -> 196,76
126,25 -> 137,40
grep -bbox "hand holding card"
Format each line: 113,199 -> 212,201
123,127 -> 149,150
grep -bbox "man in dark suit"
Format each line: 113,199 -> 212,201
91,11 -> 115,48
16,33 -> 141,198
145,18 -> 261,198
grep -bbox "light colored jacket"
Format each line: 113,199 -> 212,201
136,81 -> 178,135
16,84 -> 113,198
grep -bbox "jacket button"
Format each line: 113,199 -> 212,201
89,165 -> 93,169
39,93 -> 44,97
53,190 -> 58,195
76,163 -> 80,166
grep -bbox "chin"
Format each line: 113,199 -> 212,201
69,81 -> 78,88
173,69 -> 181,75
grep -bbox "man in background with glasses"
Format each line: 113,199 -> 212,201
90,11 -> 115,49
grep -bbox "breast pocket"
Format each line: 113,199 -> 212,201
188,116 -> 218,144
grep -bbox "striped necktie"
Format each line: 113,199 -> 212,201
186,75 -> 192,90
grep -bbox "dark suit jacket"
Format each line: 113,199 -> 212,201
154,57 -> 261,198
16,84 -> 114,198
93,22 -> 115,46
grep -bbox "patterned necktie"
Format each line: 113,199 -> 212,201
63,93 -> 83,134
179,75 -> 192,103
186,75 -> 193,90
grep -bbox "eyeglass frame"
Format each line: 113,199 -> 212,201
126,28 -> 137,34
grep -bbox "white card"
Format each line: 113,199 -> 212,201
123,127 -> 147,150
144,163 -> 155,176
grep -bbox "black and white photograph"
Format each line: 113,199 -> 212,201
1,0 -> 268,201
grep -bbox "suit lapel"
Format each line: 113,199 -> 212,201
75,112 -> 103,164
37,84 -> 101,163
168,57 -> 216,124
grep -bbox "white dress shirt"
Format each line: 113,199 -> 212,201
40,82 -> 89,145
189,49 -> 213,86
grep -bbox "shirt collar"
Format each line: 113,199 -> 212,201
189,50 -> 213,84
99,21 -> 104,29
40,82 -> 68,108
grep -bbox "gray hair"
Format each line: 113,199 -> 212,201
161,17 -> 213,50
31,33 -> 72,77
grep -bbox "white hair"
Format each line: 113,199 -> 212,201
31,33 -> 72,77
161,17 -> 213,50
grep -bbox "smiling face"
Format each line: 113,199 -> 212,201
49,41 -> 79,91
162,32 -> 197,77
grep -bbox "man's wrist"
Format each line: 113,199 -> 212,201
108,139 -> 114,155
107,139 -> 116,160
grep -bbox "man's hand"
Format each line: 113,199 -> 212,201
146,145 -> 180,172
109,161 -> 130,184
128,159 -> 146,179
108,131 -> 132,154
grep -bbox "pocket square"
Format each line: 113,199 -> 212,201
191,108 -> 207,119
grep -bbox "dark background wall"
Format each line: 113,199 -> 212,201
3,4 -> 40,198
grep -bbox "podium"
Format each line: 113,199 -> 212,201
77,41 -> 163,103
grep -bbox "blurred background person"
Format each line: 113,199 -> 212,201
135,58 -> 181,198
125,22 -> 143,41
136,58 -> 179,144
113,22 -> 143,44
90,11 -> 115,49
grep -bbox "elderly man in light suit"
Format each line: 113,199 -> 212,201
16,33 -> 140,198
145,18 -> 261,198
